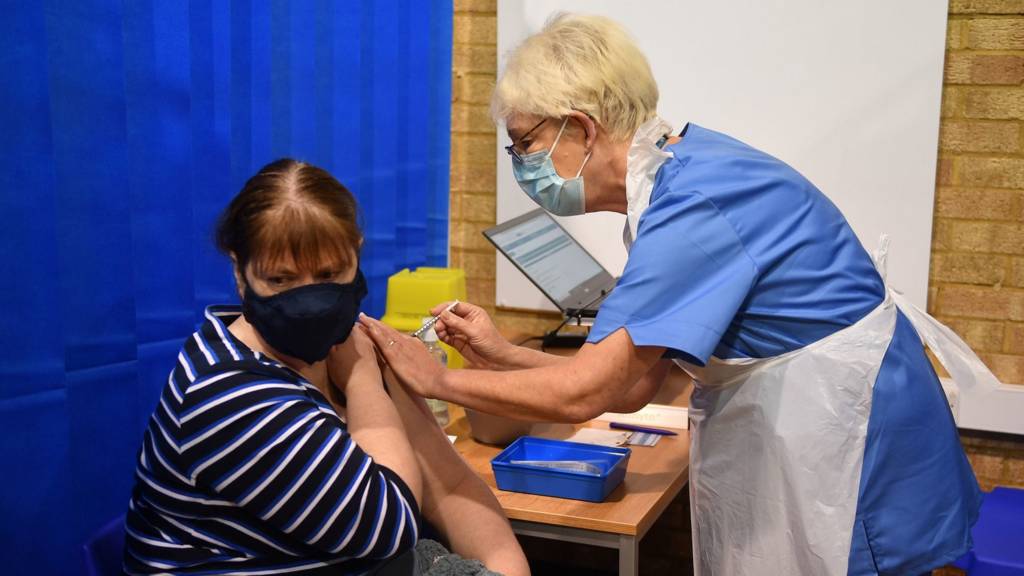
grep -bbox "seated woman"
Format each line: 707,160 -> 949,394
123,159 -> 529,575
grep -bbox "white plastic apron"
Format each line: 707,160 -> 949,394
682,295 -> 894,575
623,119 -> 1000,575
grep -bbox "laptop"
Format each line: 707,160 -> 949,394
483,209 -> 617,318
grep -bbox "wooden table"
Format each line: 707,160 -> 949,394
446,345 -> 693,576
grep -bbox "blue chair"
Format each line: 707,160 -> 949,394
955,487 -> 1024,575
81,514 -> 126,576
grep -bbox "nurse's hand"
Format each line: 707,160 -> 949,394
358,313 -> 445,399
430,301 -> 512,370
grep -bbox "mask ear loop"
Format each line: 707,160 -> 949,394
546,117 -> 570,159
575,150 -> 593,177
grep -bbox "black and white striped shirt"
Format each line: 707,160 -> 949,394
124,306 -> 419,575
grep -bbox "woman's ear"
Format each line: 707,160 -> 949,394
353,241 -> 364,272
230,253 -> 246,300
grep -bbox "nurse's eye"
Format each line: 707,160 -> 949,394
267,276 -> 290,287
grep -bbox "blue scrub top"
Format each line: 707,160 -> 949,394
588,124 -> 981,574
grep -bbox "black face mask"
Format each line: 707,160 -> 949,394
242,269 -> 368,365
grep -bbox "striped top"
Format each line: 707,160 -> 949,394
124,306 -> 420,575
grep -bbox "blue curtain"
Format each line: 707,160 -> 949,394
0,1 -> 451,573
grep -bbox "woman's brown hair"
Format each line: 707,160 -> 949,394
215,158 -> 362,275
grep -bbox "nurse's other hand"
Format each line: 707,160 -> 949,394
358,313 -> 445,398
430,301 -> 511,370
327,325 -> 382,394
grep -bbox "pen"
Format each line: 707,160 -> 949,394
609,421 -> 678,436
412,300 -> 460,339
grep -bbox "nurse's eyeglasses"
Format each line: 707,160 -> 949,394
504,118 -> 547,163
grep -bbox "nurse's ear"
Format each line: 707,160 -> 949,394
567,110 -> 599,152
230,253 -> 246,301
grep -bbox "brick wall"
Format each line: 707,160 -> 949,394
935,0 -> 1024,492
449,2 -> 1022,570
934,1 -> 1024,387
450,0 -> 566,339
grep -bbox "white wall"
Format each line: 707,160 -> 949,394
495,0 -> 949,311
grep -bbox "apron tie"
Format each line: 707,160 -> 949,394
872,233 -> 1001,393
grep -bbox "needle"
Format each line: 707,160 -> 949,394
412,300 -> 460,339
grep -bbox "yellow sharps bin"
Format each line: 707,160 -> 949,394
380,267 -> 466,369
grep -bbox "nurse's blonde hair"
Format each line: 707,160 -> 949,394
491,13 -> 659,141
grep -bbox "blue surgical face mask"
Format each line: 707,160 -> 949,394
511,117 -> 592,217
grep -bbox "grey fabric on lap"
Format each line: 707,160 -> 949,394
415,539 -> 503,576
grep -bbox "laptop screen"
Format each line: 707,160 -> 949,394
485,210 -> 610,306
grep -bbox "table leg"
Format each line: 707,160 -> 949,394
618,534 -> 638,576
509,520 -> 643,574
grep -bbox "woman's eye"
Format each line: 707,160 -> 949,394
318,271 -> 338,281
268,276 -> 287,286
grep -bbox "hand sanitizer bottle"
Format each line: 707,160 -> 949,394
420,318 -> 450,428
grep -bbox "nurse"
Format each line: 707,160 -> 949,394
361,13 -> 989,575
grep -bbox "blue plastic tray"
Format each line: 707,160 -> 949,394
491,436 -> 631,502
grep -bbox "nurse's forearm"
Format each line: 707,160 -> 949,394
439,329 -> 664,422
497,343 -> 569,370
438,366 -> 588,421
607,359 -> 672,413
